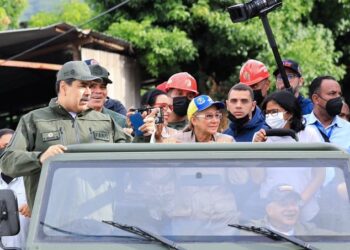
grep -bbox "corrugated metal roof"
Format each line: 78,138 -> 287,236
0,23 -> 133,57
0,23 -> 135,121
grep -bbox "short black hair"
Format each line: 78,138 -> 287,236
262,90 -> 305,133
55,78 -> 75,94
228,83 -> 254,100
308,76 -> 337,100
141,89 -> 167,107
0,128 -> 14,138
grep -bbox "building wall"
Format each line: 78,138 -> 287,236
81,48 -> 141,110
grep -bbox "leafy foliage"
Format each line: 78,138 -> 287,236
28,0 -> 93,27
310,0 -> 350,100
107,18 -> 198,77
86,0 -> 346,97
27,0 -> 347,98
0,0 -> 27,30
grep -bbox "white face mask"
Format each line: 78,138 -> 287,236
265,112 -> 287,129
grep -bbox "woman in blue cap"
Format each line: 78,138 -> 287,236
162,95 -> 234,143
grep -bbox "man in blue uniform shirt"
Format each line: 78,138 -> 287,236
305,75 -> 350,153
273,59 -> 313,115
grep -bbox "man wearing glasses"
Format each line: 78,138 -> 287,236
273,59 -> 313,115
164,72 -> 199,130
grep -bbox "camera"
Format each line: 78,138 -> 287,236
228,0 -> 282,23
132,107 -> 164,124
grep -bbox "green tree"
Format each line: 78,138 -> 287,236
85,0 -> 345,98
0,0 -> 28,30
310,0 -> 350,100
28,0 -> 93,27
28,0 -> 346,98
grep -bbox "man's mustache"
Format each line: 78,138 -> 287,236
80,97 -> 90,102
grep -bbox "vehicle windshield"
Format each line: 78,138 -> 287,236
39,158 -> 350,242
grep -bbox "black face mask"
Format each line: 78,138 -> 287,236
253,89 -> 264,106
228,112 -> 250,128
173,96 -> 191,117
325,97 -> 343,117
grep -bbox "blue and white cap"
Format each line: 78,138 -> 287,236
187,95 -> 225,120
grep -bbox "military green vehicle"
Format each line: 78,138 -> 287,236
1,143 -> 350,250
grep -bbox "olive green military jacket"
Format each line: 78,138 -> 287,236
168,119 -> 188,131
102,107 -> 127,128
0,101 -> 134,209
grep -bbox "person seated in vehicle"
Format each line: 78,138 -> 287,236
252,90 -> 325,222
161,168 -> 242,236
249,184 -> 330,236
159,95 -> 234,143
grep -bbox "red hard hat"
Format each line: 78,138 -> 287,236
239,59 -> 270,86
156,82 -> 168,92
166,72 -> 199,94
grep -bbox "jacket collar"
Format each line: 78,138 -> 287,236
49,98 -> 92,117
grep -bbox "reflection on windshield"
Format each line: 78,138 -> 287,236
42,159 -> 350,240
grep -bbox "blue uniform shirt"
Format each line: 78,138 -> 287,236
104,97 -> 127,116
305,112 -> 350,153
298,95 -> 313,115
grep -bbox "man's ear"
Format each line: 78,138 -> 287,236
311,93 -> 319,104
60,81 -> 68,96
266,203 -> 273,217
252,100 -> 257,112
298,77 -> 304,87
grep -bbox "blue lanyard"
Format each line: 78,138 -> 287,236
315,121 -> 335,139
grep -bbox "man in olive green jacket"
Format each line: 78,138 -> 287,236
87,63 -> 127,128
247,185 -> 332,236
0,61 -> 155,210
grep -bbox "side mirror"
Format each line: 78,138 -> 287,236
0,189 -> 20,250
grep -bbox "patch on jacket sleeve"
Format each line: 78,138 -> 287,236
42,131 -> 60,142
93,131 -> 110,141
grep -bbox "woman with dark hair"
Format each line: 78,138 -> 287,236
253,90 -> 321,142
141,89 -> 178,139
252,90 -> 325,222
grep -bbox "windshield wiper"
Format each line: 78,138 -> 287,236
228,224 -> 319,250
40,221 -> 101,237
102,220 -> 185,250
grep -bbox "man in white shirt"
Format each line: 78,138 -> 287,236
0,128 -> 30,249
0,175 -> 30,248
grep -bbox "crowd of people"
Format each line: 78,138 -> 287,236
0,58 -> 350,247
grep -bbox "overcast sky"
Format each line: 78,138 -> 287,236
21,0 -> 74,21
